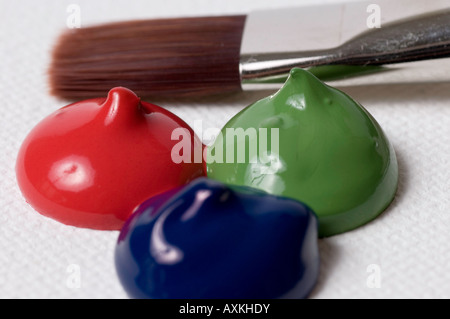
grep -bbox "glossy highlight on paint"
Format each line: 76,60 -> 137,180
115,177 -> 319,299
15,87 -> 204,230
207,68 -> 398,237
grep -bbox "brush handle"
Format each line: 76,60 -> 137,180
240,9 -> 450,82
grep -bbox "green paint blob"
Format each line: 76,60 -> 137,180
206,68 -> 398,237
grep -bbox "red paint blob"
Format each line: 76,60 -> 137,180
16,87 -> 205,230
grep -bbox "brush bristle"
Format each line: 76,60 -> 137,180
48,15 -> 246,100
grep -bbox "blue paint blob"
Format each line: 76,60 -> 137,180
115,177 -> 320,299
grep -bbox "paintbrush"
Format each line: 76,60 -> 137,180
48,3 -> 450,99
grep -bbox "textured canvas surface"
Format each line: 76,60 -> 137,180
1,0 -> 449,299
